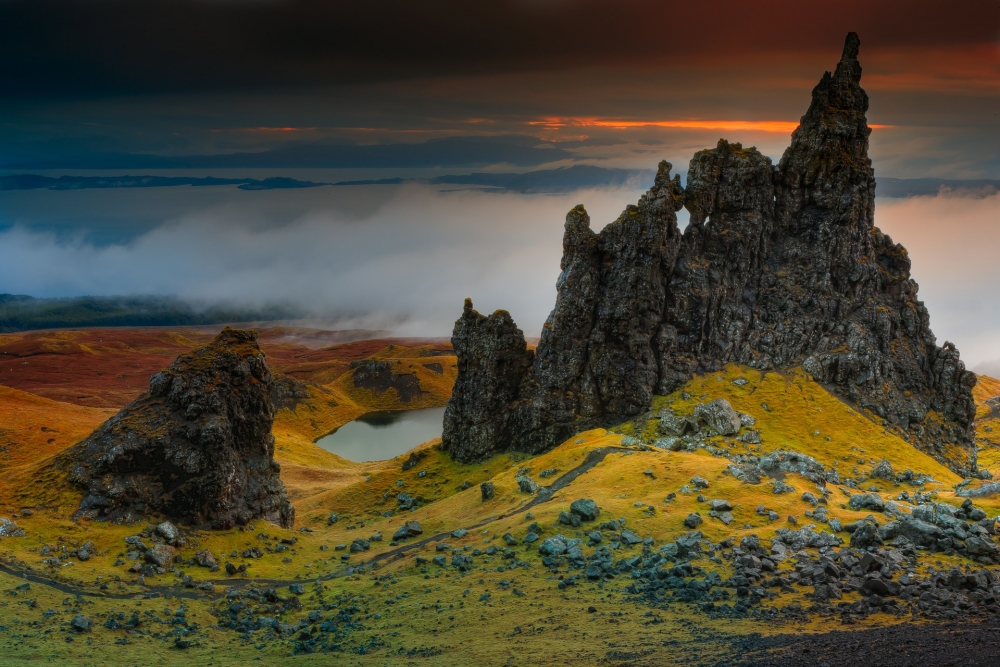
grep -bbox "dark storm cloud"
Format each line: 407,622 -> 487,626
1,0 -> 998,97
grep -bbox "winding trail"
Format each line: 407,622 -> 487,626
0,445 -> 629,600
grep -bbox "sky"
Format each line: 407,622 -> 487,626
2,0 -> 999,177
0,1 -> 999,370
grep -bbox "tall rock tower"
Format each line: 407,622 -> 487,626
442,34 -> 978,474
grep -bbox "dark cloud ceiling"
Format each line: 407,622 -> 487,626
1,0 -> 998,97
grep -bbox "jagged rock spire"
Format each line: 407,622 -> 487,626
441,300 -> 534,463
442,34 -> 977,474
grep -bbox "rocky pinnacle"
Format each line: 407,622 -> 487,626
67,327 -> 295,528
441,33 -> 978,474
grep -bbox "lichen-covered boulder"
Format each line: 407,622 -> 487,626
67,327 -> 294,529
693,399 -> 742,436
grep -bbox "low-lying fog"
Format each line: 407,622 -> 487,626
1,182 -> 997,373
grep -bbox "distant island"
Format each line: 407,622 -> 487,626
5,167 -> 994,196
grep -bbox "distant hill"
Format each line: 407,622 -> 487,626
0,294 -> 303,332
5,170 -> 995,197
335,164 -> 651,192
0,174 -> 326,191
0,165 -> 649,194
0,134 -> 573,170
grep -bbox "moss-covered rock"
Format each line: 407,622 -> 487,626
66,327 -> 294,529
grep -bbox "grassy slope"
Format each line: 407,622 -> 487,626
974,374 -> 1000,470
0,356 -> 998,665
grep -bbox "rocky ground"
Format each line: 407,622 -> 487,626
721,620 -> 1000,667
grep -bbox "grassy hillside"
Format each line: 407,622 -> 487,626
1,351 -> 998,665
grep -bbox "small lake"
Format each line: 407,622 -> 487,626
315,407 -> 446,462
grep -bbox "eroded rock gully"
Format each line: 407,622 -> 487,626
442,33 -> 977,474
66,327 -> 295,528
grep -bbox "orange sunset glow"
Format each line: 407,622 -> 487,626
528,117 -> 893,132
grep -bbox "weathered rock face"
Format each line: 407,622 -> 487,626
442,33 -> 978,474
67,327 -> 295,528
350,359 -> 423,402
441,300 -> 534,463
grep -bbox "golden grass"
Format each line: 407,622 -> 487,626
0,363 -> 996,665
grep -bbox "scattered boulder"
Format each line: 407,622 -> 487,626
849,493 -> 886,512
620,529 -> 642,546
156,521 -> 180,542
195,550 -> 218,570
570,499 -> 600,521
684,513 -> 703,529
145,544 -> 176,569
965,535 -> 1000,559
760,450 -> 837,485
709,499 -> 733,512
480,482 -> 495,501
397,493 -> 417,511
871,459 -> 894,480
516,475 -> 538,495
0,518 -> 25,538
775,525 -> 840,550
658,412 -> 692,436
694,399 -> 742,436
70,615 -> 91,632
538,536 -> 568,557
654,437 -> 683,451
729,464 -> 762,484
675,531 -> 703,557
850,519 -> 883,549
392,521 -> 423,541
771,480 -> 795,494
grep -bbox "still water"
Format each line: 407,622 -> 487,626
315,407 -> 446,462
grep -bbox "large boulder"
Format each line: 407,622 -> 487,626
693,399 -> 742,436
849,493 -> 886,513
570,499 -> 600,521
67,327 -> 294,529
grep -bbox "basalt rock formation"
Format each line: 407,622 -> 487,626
67,327 -> 295,528
442,33 -> 978,474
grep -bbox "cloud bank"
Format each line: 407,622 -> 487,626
1,185 -> 996,371
873,191 -> 1000,372
0,183 -> 649,337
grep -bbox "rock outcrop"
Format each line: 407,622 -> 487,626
67,327 -> 295,528
442,33 -> 978,473
441,301 -> 535,462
